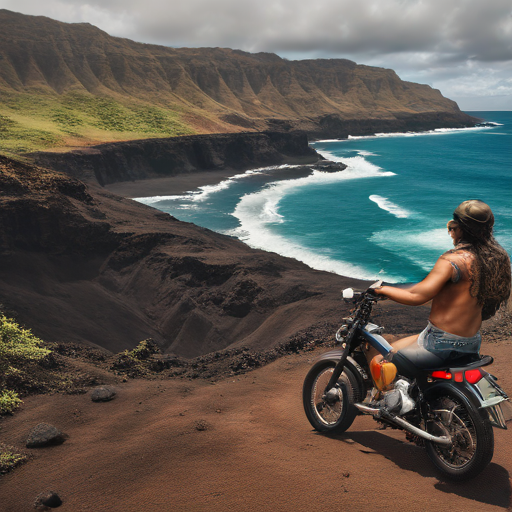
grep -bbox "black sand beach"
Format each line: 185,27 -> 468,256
104,163 -> 333,198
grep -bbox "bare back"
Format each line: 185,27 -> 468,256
430,250 -> 481,337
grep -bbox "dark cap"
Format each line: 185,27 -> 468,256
453,200 -> 494,239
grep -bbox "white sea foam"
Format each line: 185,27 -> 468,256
310,139 -> 344,144
312,150 -> 396,179
228,153 -> 397,279
226,222 -> 376,279
369,195 -> 410,219
133,164 -> 297,205
346,124 -> 498,141
357,150 -> 378,156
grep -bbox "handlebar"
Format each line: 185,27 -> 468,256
341,280 -> 387,303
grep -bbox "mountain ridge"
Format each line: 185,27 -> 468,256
0,9 -> 476,154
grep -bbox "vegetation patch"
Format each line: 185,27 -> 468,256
110,339 -> 165,377
0,314 -> 106,415
0,90 -> 196,155
0,444 -> 28,475
0,315 -> 51,414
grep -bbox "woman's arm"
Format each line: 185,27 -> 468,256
375,257 -> 453,305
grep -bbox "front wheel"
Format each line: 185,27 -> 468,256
425,394 -> 494,481
302,360 -> 359,433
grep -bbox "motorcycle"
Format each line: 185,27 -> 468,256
302,282 -> 512,481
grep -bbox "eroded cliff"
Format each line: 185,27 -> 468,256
0,154 -> 427,357
0,9 -> 476,153
30,132 -> 320,185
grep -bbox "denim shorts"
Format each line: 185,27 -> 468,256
417,321 -> 481,359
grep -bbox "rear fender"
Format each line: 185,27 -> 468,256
423,380 -> 484,414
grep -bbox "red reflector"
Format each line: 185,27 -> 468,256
465,369 -> 484,384
432,371 -> 452,380
454,372 -> 464,382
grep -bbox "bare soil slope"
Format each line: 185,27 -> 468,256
0,148 -> 429,358
2,334 -> 511,512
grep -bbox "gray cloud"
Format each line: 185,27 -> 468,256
1,0 -> 511,109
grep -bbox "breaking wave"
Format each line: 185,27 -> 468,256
228,153 -> 397,279
369,195 -> 410,219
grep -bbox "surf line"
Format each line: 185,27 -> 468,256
369,195 -> 410,219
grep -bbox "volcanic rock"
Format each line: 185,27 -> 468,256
90,386 -> 117,402
26,424 -> 64,448
31,132 -> 320,186
34,491 -> 63,509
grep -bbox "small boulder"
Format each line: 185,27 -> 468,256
26,424 -> 64,448
90,385 -> 116,402
34,491 -> 62,509
195,420 -> 209,431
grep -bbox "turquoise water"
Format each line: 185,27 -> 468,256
136,111 -> 512,282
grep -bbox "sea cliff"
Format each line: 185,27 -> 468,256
30,132 -> 320,186
0,149 -> 427,357
0,9 -> 477,154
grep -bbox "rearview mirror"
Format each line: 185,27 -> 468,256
342,288 -> 354,299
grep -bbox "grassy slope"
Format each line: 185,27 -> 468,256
0,89 -> 202,156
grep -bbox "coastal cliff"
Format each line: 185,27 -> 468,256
30,132 -> 320,186
0,9 -> 476,155
0,154 -> 427,357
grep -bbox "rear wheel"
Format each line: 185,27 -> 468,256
425,394 -> 494,481
302,360 -> 359,433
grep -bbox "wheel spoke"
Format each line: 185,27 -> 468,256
303,361 -> 358,434
430,397 -> 477,470
311,368 -> 343,426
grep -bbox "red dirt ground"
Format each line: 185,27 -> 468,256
2,338 -> 512,512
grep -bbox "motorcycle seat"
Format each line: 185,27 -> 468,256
392,345 -> 493,377
443,354 -> 493,371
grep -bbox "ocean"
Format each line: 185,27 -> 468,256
135,111 -> 512,284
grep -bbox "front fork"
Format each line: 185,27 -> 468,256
324,320 -> 361,392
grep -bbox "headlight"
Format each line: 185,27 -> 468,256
336,325 -> 349,343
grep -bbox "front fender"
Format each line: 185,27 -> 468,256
315,349 -> 367,399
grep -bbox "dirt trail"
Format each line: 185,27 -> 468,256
2,341 -> 512,512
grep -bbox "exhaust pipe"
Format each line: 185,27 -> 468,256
354,403 -> 452,446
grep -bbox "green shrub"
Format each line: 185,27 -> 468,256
110,339 -> 161,377
129,339 -> 161,360
0,445 -> 27,475
0,315 -> 51,414
0,315 -> 51,368
0,389 -> 22,414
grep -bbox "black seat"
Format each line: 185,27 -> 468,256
446,354 -> 493,371
391,345 -> 493,378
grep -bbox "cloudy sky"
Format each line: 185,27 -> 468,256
1,0 -> 511,110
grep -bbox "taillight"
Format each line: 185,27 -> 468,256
465,368 -> 484,384
432,371 -> 452,380
431,369 -> 485,384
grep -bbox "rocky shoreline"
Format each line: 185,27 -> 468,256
1,131 -> 432,359
29,116 -> 478,190
30,132 -> 321,186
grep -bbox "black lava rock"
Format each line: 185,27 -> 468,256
90,385 -> 117,402
34,491 -> 63,509
26,424 -> 64,448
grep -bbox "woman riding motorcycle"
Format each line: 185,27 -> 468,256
370,200 -> 511,366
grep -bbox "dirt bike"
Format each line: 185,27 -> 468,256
302,283 -> 512,481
